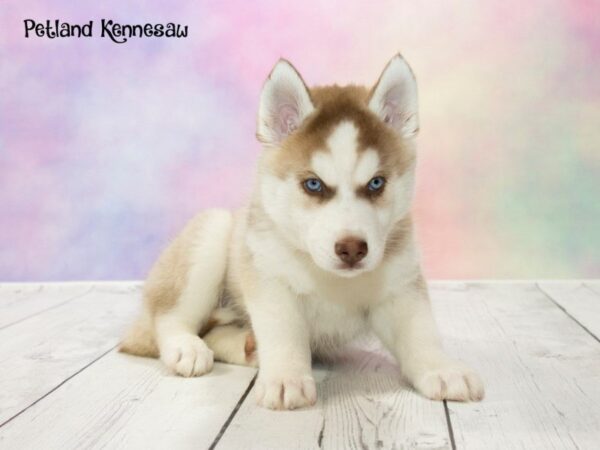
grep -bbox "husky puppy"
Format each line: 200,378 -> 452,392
120,54 -> 484,410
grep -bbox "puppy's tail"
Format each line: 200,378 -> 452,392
119,310 -> 159,358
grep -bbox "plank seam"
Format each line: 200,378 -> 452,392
537,283 -> 600,344
0,286 -> 95,331
584,282 -> 600,297
208,373 -> 257,450
317,416 -> 325,448
443,400 -> 457,450
0,344 -> 118,429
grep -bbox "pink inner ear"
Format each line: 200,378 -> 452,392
382,102 -> 400,126
276,103 -> 299,137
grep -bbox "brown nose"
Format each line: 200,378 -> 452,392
335,237 -> 368,266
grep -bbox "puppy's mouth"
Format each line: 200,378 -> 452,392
334,262 -> 366,277
338,262 -> 364,271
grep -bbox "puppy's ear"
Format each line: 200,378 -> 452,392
369,54 -> 419,138
257,59 -> 314,147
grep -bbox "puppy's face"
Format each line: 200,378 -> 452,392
257,56 -> 419,277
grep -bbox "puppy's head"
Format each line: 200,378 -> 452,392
256,55 -> 418,277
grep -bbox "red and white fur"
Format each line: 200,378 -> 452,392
120,54 -> 484,410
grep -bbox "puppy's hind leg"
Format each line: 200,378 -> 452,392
148,210 -> 233,377
203,324 -> 258,368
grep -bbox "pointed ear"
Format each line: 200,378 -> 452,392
257,59 -> 314,147
368,54 -> 419,138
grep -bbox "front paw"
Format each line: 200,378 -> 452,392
255,373 -> 317,410
411,362 -> 484,402
160,334 -> 214,377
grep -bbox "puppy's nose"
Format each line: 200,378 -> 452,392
335,237 -> 368,266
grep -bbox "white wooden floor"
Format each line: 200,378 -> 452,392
0,282 -> 599,449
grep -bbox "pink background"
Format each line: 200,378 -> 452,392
0,0 -> 599,280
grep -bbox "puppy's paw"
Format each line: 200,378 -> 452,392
412,362 -> 484,402
255,374 -> 317,410
160,334 -> 214,377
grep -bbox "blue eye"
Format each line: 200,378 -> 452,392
304,178 -> 323,193
367,176 -> 385,191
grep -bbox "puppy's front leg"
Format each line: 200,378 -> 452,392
246,280 -> 315,410
370,277 -> 484,402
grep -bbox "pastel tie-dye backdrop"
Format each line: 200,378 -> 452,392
0,1 -> 598,281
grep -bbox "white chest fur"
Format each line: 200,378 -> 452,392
300,293 -> 369,358
244,223 -> 420,358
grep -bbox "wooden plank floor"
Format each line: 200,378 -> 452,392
0,281 -> 598,449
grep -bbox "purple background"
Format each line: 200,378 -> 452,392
0,0 -> 599,280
